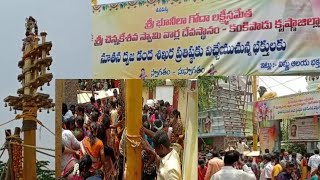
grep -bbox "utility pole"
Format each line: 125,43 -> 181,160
3,16 -> 54,180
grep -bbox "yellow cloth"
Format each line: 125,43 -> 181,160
271,164 -> 282,180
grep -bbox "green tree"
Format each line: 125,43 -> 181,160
0,160 -> 54,180
198,76 -> 227,111
0,161 -> 6,179
36,161 -> 55,180
143,79 -> 165,90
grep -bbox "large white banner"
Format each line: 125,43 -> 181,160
93,0 -> 320,79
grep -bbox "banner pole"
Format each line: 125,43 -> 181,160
252,76 -> 258,151
125,79 -> 142,180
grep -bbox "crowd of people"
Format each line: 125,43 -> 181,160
198,141 -> 320,180
78,79 -> 118,91
61,84 -> 185,180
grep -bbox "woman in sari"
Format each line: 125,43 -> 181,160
61,117 -> 80,178
169,109 -> 184,165
68,154 -> 92,180
169,109 -> 184,146
80,122 -> 114,178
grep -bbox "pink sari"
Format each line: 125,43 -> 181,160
61,157 -> 78,178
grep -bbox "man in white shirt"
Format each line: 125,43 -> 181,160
260,154 -> 273,180
308,149 -> 320,173
236,138 -> 249,156
110,102 -> 119,127
211,150 -> 256,180
141,129 -> 182,180
62,103 -> 74,121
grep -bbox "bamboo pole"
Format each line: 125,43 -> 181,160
55,79 -> 64,178
125,79 -> 142,180
252,76 -> 258,151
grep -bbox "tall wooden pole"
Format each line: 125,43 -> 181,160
55,80 -> 64,178
252,76 -> 258,151
22,35 -> 37,180
125,79 -> 142,180
4,17 -> 54,180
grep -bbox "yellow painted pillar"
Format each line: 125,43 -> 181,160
252,76 -> 258,151
125,79 -> 142,180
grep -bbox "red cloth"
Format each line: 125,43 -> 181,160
198,165 -> 207,180
114,80 -> 119,88
150,114 -> 156,123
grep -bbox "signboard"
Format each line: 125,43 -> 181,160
93,0 -> 320,79
259,126 -> 276,153
255,91 -> 320,121
289,117 -> 319,140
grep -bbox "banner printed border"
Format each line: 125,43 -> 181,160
92,0 -> 205,13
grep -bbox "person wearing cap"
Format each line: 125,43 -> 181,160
205,151 -> 224,180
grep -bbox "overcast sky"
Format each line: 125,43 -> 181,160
0,0 -> 91,169
258,76 -> 308,97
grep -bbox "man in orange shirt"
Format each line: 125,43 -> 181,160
204,151 -> 224,180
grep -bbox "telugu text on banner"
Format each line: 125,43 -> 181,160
255,90 -> 320,121
93,0 -> 320,79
